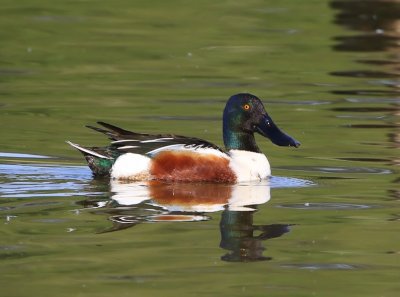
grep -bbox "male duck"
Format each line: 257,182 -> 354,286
68,93 -> 300,183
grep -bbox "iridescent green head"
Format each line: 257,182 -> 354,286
222,93 -> 300,152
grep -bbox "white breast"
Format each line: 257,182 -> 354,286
228,150 -> 271,182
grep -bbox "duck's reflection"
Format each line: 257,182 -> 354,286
220,210 -> 292,262
111,180 -> 271,212
79,180 -> 293,262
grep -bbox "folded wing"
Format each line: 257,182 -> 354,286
87,121 -> 228,157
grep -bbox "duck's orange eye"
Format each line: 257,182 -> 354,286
243,104 -> 250,111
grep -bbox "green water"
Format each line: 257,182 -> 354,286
1,0 -> 399,296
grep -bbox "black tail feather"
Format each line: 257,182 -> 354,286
97,121 -> 132,134
86,121 -> 138,140
86,125 -> 111,135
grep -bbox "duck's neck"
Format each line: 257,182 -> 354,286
223,129 -> 261,153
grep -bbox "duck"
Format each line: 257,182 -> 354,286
67,93 -> 300,183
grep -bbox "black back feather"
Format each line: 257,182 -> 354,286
86,121 -> 227,156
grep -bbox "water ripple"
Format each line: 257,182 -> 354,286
0,152 -> 52,159
0,161 -> 313,200
270,176 -> 314,188
0,163 -> 96,198
278,166 -> 391,174
0,164 -> 92,181
282,263 -> 360,270
276,203 -> 372,210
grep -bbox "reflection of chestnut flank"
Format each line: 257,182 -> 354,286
148,181 -> 233,205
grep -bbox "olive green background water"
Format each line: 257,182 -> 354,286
1,1 -> 399,296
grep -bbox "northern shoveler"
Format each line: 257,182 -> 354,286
67,93 -> 300,183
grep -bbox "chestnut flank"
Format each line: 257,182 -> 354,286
150,151 -> 236,183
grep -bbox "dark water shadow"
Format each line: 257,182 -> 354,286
330,0 -> 400,92
330,70 -> 398,78
332,90 -> 400,97
330,0 -> 400,205
330,0 -> 400,52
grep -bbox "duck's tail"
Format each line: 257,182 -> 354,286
66,141 -> 115,176
66,141 -> 111,159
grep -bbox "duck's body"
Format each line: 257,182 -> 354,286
68,93 -> 300,183
110,147 -> 270,183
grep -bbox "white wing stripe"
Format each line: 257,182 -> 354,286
147,144 -> 229,158
140,138 -> 174,143
111,139 -> 140,144
117,145 -> 140,150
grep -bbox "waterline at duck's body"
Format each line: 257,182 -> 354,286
109,148 -> 270,183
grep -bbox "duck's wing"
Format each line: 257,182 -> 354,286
87,121 -> 229,157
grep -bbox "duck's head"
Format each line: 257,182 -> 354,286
223,93 -> 300,152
